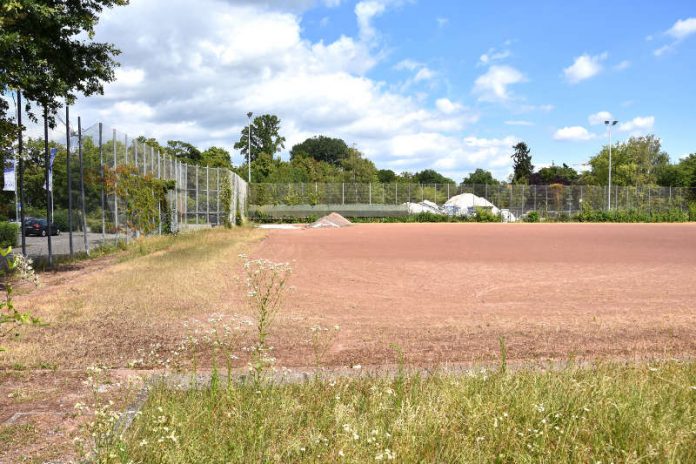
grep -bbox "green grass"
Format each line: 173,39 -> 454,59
109,361 -> 696,463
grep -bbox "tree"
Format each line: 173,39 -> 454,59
413,169 -> 455,184
234,114 -> 286,162
585,135 -> 670,186
529,163 -> 579,185
0,0 -> 126,134
340,148 -> 378,183
290,136 -> 350,166
511,142 -> 533,184
377,169 -> 397,183
657,154 -> 696,188
462,169 -> 500,185
166,140 -> 202,164
201,147 -> 232,169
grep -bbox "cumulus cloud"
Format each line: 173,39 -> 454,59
618,116 -> 655,134
435,98 -> 463,114
654,17 -> 696,56
666,17 -> 696,40
553,126 -> 595,141
563,52 -> 607,84
588,111 -> 613,125
65,0 -> 505,179
472,65 -> 526,102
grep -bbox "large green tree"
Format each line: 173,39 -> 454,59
462,168 -> 500,185
511,142 -> 533,184
201,146 -> 232,169
529,163 -> 579,185
234,114 -> 286,162
585,135 -> 670,186
0,0 -> 127,134
166,140 -> 202,164
290,136 -> 350,166
413,169 -> 454,184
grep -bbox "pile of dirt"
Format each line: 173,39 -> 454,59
310,212 -> 352,228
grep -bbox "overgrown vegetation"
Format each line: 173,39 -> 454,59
97,361 -> 696,463
104,166 -> 174,235
0,222 -> 18,248
0,247 -> 40,351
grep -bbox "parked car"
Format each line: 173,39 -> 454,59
24,218 -> 60,237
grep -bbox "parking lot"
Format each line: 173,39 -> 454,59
19,232 -> 120,258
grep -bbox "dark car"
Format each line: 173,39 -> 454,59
24,218 -> 60,237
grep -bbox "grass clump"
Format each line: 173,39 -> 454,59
108,361 -> 696,463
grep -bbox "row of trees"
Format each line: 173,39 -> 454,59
228,116 -> 695,190
505,136 -> 695,189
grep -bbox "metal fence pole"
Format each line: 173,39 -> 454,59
124,134 -> 128,165
77,117 -> 89,255
66,105 -> 74,256
216,168 -> 221,224
342,182 -> 345,205
206,165 -> 210,224
395,183 -> 398,205
369,183 -> 372,205
113,129 -> 119,239
195,165 -> 199,224
42,108 -> 53,266
134,139 -> 138,170
99,123 -> 106,244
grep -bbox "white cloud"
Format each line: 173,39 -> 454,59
654,17 -> 696,56
394,59 -> 420,71
553,126 -> 595,141
504,120 -> 533,126
478,48 -> 511,66
618,116 -> 655,134
588,111 -> 613,125
355,0 -> 387,42
666,17 -> 696,40
563,52 -> 607,84
435,98 -> 462,114
614,60 -> 631,71
413,67 -> 435,82
472,65 -> 526,102
64,0 -> 503,179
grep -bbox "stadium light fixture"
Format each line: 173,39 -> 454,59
247,112 -> 253,183
604,120 -> 618,210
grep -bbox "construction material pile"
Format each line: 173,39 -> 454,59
404,200 -> 441,214
401,193 -> 516,222
310,212 -> 352,228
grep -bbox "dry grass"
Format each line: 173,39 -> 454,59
3,227 -> 265,371
1,227 -> 266,463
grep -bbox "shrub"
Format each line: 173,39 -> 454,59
52,209 -> 82,232
0,222 -> 19,248
525,211 -> 540,223
472,207 -> 501,222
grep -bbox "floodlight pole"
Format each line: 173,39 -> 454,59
247,112 -> 253,183
604,120 -> 618,210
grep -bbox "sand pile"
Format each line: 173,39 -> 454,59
311,212 -> 352,228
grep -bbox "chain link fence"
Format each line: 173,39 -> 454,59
249,183 -> 696,219
3,120 -> 247,262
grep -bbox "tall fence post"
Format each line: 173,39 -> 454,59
342,182 -> 345,205
113,129 -> 119,239
206,165 -> 210,224
369,183 -> 372,205
395,183 -> 398,205
98,123 -> 105,244
78,117 -> 89,255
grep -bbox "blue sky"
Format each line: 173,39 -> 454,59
300,0 -> 696,169
18,0 -> 695,181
